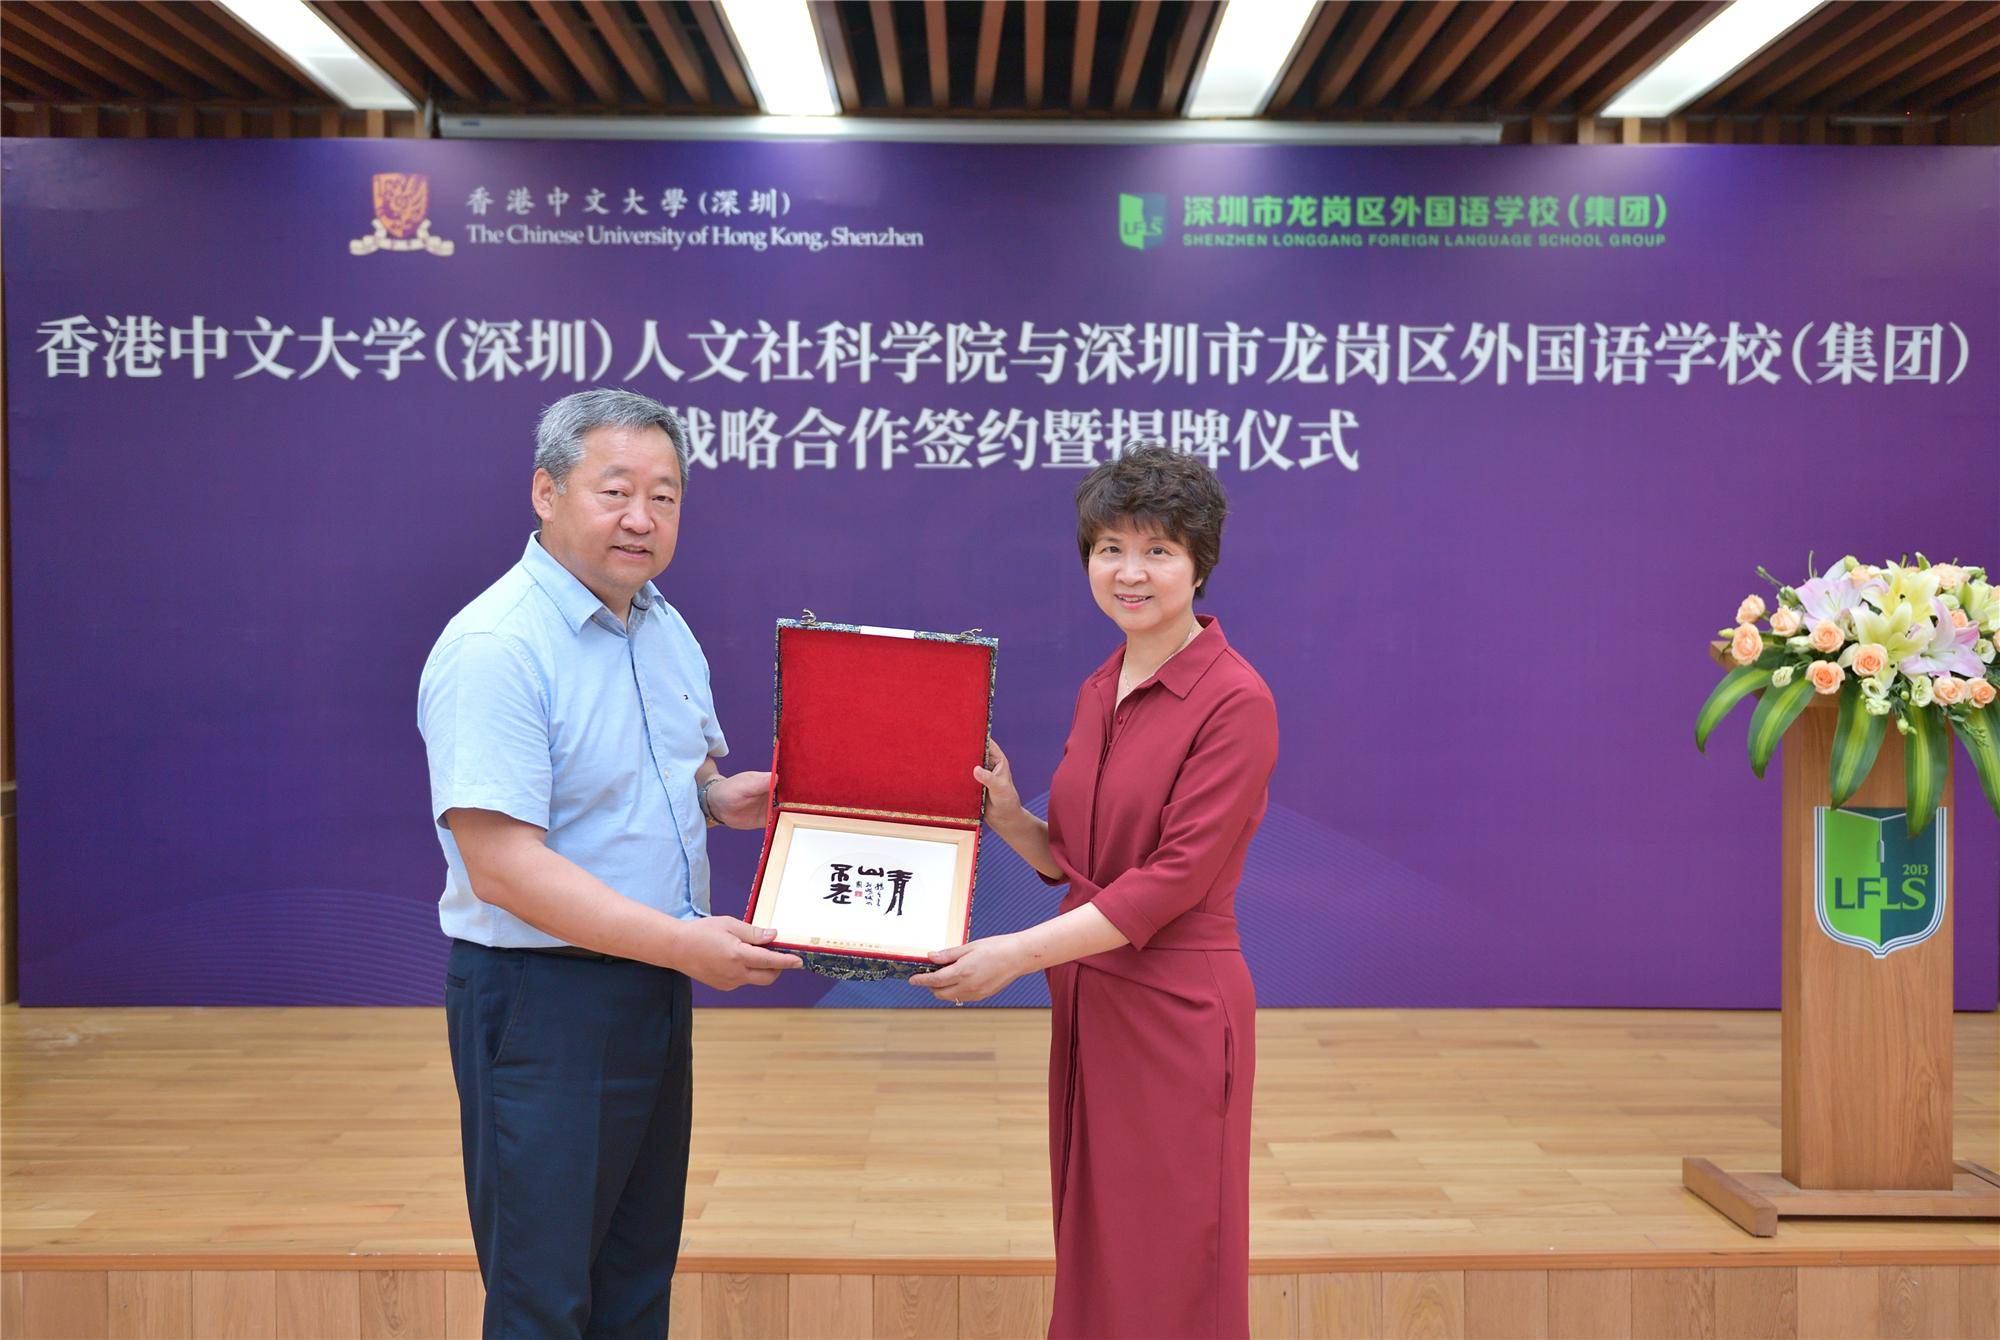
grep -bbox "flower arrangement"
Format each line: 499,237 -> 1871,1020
1696,555 -> 2000,836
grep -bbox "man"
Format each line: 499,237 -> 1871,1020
418,387 -> 799,1338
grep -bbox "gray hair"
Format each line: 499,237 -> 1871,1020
534,388 -> 689,491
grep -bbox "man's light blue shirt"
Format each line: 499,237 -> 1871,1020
418,535 -> 726,946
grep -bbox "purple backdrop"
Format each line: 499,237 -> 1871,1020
3,138 -> 1994,1009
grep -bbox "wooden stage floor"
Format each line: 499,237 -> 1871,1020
3,1006 -> 1996,1338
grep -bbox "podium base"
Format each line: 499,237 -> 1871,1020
1683,1157 -> 2000,1237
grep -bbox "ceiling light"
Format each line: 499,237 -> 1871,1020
716,0 -> 841,117
1184,0 -> 1320,119
215,0 -> 414,110
1601,0 -> 1824,119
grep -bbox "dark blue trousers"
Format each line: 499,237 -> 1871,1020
446,940 -> 692,1340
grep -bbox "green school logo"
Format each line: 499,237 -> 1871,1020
1815,807 -> 1947,958
1118,193 -> 1165,251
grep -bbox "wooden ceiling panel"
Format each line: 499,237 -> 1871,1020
1399,0 -> 1510,108
1878,22 -> 2000,110
1315,0 -> 1404,109
428,3 -> 538,105
1715,1 -> 1911,109
1,2 -> 1989,129
7,3 -> 159,98
4,25 -> 123,102
1356,0 -> 1457,110
1806,3 -> 1999,109
360,1 -> 486,102
474,0 -> 581,103
312,2 -> 433,103
1574,2 -> 1724,113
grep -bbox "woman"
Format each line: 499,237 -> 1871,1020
911,445 -> 1278,1339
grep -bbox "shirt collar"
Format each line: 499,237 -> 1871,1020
521,534 -> 659,635
1087,614 -> 1228,701
1153,615 -> 1227,698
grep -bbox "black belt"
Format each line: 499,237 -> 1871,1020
458,938 -> 617,962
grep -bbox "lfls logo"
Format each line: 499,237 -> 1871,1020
1118,193 -> 1164,251
350,172 -> 454,257
1815,806 -> 1947,958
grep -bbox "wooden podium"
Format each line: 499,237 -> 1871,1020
1685,693 -> 2000,1235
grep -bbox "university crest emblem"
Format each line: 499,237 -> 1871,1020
350,172 -> 453,257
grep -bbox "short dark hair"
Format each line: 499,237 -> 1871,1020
1074,445 -> 1229,597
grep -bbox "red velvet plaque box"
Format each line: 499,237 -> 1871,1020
745,618 -> 998,980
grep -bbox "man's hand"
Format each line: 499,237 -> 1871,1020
676,915 -> 801,990
705,771 -> 772,830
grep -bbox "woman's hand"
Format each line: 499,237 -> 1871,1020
908,935 -> 1029,1004
972,738 -> 1024,822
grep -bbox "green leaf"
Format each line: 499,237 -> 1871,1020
1904,705 -> 1950,838
1696,666 -> 1771,754
1946,708 -> 2000,824
1828,685 -> 1888,807
1747,674 -> 1818,779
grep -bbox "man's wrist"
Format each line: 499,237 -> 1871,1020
698,776 -> 722,826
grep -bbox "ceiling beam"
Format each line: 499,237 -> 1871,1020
974,0 -> 1004,110
473,0 -> 579,103
310,2 -> 434,104
7,2 -> 160,97
33,0 -> 204,98
1314,0 -> 1401,110
1877,20 -> 2000,109
1444,1 -> 1564,107
1575,1 -> 1727,113
923,0 -> 949,109
1723,1 -> 1907,108
869,0 -> 906,109
1156,0 -> 1217,116
1356,0 -> 1457,110
1491,0 -> 1619,108
632,0 -> 709,104
1399,0 -> 1509,108
1534,0 -> 1675,112
531,0 -> 625,104
1267,1 -> 1347,114
1111,0 -> 1159,113
579,0 -> 672,104
1806,3 -> 1999,108
3,26 -> 122,100
359,0 -> 486,102
430,2 -> 538,104
687,0 -> 757,108
1071,0 -> 1099,111
1021,0 -> 1043,108
811,0 -> 860,111
82,0 -> 260,99
150,2 -> 300,99
1696,0 -> 1851,107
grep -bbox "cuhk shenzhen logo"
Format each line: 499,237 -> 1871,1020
1118,193 -> 1164,251
351,172 -> 454,257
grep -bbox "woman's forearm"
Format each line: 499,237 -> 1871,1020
1011,902 -> 1128,970
988,805 -> 1062,880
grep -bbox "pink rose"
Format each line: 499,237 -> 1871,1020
1933,564 -> 1965,591
1807,660 -> 1844,695
1850,643 -> 1888,678
1809,619 -> 1845,654
1951,609 -> 1971,630
1729,624 -> 1764,666
1769,607 -> 1802,637
1933,677 -> 1965,706
1971,679 -> 1997,709
1736,595 -> 1767,624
